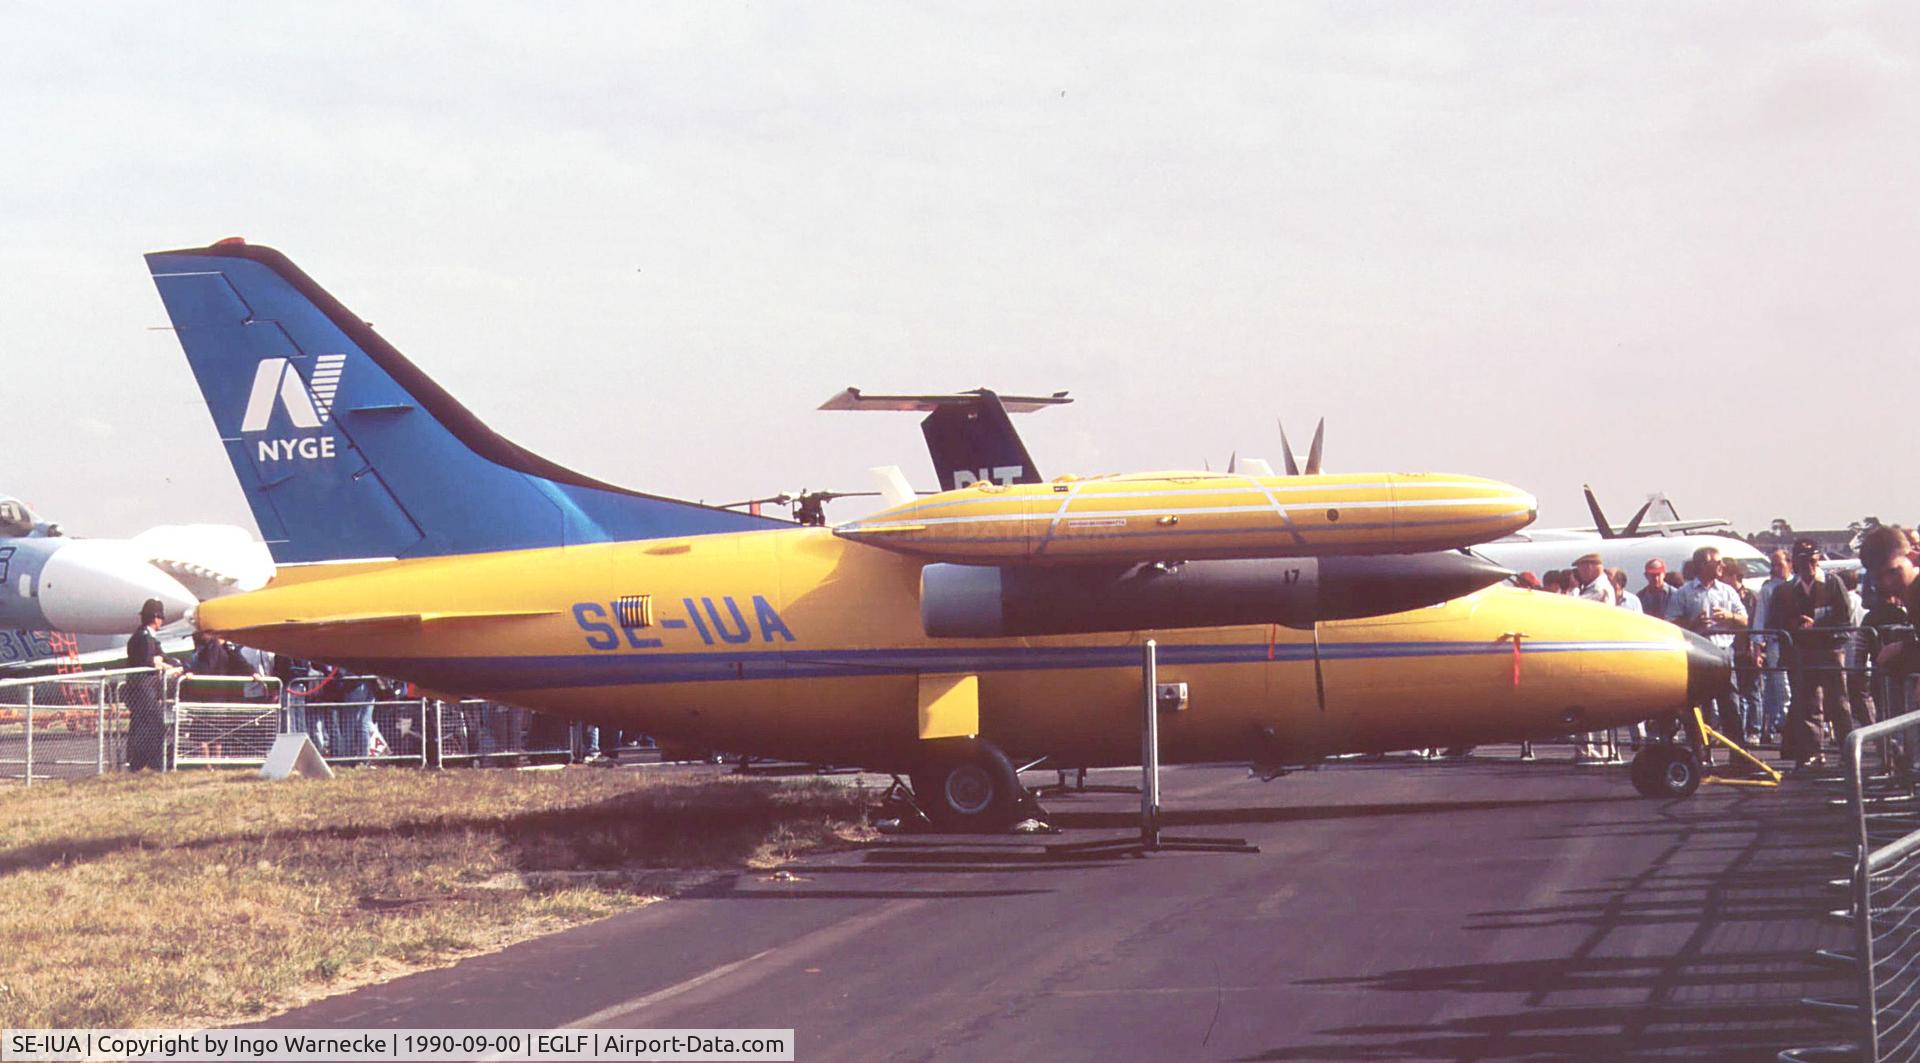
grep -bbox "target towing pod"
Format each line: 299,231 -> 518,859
832,471 -> 1540,565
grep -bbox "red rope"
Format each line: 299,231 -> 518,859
1505,633 -> 1527,688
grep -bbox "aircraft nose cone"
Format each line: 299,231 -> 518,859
38,540 -> 198,634
1683,630 -> 1732,707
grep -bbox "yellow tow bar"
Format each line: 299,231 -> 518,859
1693,706 -> 1781,789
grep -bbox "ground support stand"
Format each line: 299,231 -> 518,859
1047,640 -> 1258,858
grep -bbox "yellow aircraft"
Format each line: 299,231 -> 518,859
146,241 -> 1730,827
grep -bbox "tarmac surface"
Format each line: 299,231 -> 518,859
262,751 -> 1854,1061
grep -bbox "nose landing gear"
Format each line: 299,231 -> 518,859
1629,706 -> 1780,798
1630,743 -> 1702,798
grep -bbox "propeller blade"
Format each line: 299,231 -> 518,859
1583,484 -> 1616,539
1304,418 -> 1325,476
1620,501 -> 1653,538
1278,420 -> 1301,476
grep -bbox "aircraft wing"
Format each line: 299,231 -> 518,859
1635,518 -> 1735,536
132,524 -> 277,598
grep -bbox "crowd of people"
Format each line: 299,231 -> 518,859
1515,526 -> 1920,772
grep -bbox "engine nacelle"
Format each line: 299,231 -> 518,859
920,552 -> 1512,638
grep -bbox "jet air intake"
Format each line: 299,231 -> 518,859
920,551 -> 1514,638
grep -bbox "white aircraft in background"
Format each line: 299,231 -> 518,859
1470,487 -> 1771,589
0,495 -> 273,674
1241,430 -> 1771,591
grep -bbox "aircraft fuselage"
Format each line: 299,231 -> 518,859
202,528 -> 1697,772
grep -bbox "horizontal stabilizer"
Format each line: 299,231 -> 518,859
819,387 -> 1070,413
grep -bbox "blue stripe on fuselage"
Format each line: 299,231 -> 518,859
336,639 -> 1671,693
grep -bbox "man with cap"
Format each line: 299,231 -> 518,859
1571,552 -> 1615,604
1639,559 -> 1677,620
1771,539 -> 1853,769
125,597 -> 182,772
1567,552 -> 1619,762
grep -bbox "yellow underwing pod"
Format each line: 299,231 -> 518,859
834,471 -> 1538,565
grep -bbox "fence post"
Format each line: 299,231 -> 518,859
1848,729 -> 1877,1059
96,678 -> 106,776
167,670 -> 178,773
23,684 -> 33,788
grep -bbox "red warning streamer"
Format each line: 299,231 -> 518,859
1503,632 -> 1528,688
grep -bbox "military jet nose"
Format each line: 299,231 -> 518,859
37,540 -> 198,633
1682,630 -> 1732,707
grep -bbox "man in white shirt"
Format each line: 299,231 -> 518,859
1667,546 -> 1748,754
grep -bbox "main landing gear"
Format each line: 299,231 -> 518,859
908,736 -> 1039,832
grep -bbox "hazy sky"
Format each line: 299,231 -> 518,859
4,3 -> 1914,540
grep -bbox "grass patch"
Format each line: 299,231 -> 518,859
0,766 -> 873,1027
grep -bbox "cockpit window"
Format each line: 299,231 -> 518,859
0,498 -> 35,538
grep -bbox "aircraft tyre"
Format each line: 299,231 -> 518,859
1631,745 -> 1700,799
910,738 -> 1024,831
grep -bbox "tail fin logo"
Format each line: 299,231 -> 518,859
239,355 -> 346,432
953,465 -> 1026,487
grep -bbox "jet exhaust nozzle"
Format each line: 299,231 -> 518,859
1682,630 -> 1733,708
920,550 -> 1513,638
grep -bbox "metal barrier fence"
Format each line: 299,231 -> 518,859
171,674 -> 284,768
3,667 -> 630,778
1786,672 -> 1920,1061
1742,625 -> 1914,672
276,694 -> 432,767
0,668 -> 154,784
436,700 -> 573,765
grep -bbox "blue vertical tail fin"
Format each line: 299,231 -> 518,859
146,240 -> 784,566
918,390 -> 1045,490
